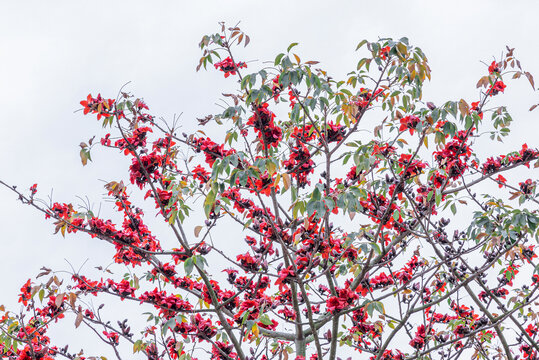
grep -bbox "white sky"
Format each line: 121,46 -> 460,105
1,0 -> 539,358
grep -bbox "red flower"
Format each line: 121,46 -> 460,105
192,165 -> 210,184
271,75 -> 284,101
80,93 -> 115,120
488,61 -> 500,74
114,126 -> 152,154
278,306 -> 297,320
470,101 -> 483,119
380,46 -> 391,60
409,325 -> 427,349
214,57 -> 247,78
398,153 -> 427,179
525,324 -> 538,337
326,287 -> 359,313
212,341 -> 237,360
288,89 -> 298,108
519,179 -> 535,195
399,115 -> 420,135
247,103 -> 282,149
192,137 -> 236,167
283,141 -> 314,187
326,296 -> 345,314
496,174 -> 507,188
18,279 -> 32,306
488,81 -> 506,96
275,266 -> 296,292
235,299 -> 260,321
103,331 -> 120,345
323,122 -> 346,143
129,153 -> 164,188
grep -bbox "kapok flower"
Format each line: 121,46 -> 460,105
214,57 -> 247,78
488,81 -> 506,96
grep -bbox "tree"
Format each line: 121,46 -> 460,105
1,22 -> 538,360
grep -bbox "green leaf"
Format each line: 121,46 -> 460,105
259,314 -> 273,326
184,257 -> 195,275
203,188 -> 216,218
133,340 -> 143,353
162,318 -> 176,336
435,190 -> 442,206
80,149 -> 91,166
366,302 -> 374,317
287,42 -> 299,52
312,187 -> 322,201
392,209 -> 400,221
356,40 -> 368,51
373,301 -> 385,314
274,53 -> 285,66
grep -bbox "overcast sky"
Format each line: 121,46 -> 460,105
1,0 -> 538,357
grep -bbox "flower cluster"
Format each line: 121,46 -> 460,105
478,287 -> 509,302
360,192 -> 404,231
87,211 -> 161,266
397,153 -> 428,179
433,130 -> 472,179
247,103 -> 282,149
323,122 -> 346,143
399,115 -> 420,135
246,171 -> 279,196
283,141 -> 314,187
470,101 -> 483,119
129,153 -> 165,188
326,287 -> 359,313
114,126 -> 152,154
214,56 -> 247,78
488,81 -> 506,96
139,288 -> 193,319
222,188 -> 254,213
192,137 -> 236,167
103,330 -> 120,345
6,37 -> 537,360
354,87 -> 384,111
488,61 -> 500,74
409,324 -> 428,349
350,308 -> 379,341
483,144 -> 539,175
520,179 -> 536,195
370,350 -> 405,360
192,164 -> 210,184
379,46 -> 391,60
80,93 -> 115,120
394,256 -> 426,284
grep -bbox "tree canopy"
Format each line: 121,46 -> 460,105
1,23 -> 539,360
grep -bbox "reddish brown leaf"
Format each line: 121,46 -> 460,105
525,72 -> 535,89
458,99 -> 470,117
509,192 -> 521,200
282,173 -> 290,191
55,293 -> 64,307
75,312 -> 83,328
69,293 -> 77,308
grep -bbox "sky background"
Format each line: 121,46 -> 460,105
1,0 -> 538,357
